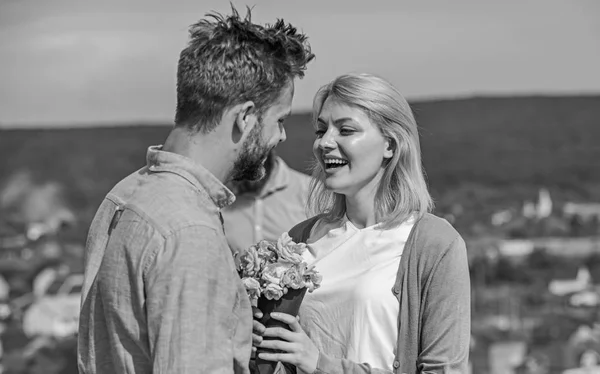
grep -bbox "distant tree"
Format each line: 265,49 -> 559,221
528,247 -> 554,269
585,215 -> 600,236
494,257 -> 530,284
526,247 -> 561,285
570,215 -> 584,237
585,253 -> 600,284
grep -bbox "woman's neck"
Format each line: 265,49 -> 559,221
344,184 -> 378,229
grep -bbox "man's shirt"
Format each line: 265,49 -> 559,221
222,156 -> 310,254
78,145 -> 252,374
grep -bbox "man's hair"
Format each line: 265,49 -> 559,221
307,73 -> 434,229
175,6 -> 315,132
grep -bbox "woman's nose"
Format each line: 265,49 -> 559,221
318,132 -> 336,150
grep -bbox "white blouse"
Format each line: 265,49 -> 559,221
298,216 -> 415,372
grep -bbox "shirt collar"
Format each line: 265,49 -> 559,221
261,156 -> 290,196
146,145 -> 235,209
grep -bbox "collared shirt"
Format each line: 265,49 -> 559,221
221,157 -> 310,254
78,145 -> 253,374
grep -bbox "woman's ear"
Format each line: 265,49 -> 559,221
383,138 -> 394,159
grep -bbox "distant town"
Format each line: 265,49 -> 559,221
1,167 -> 600,373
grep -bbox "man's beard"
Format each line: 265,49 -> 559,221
230,151 -> 277,195
231,123 -> 272,182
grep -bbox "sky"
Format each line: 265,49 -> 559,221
0,0 -> 599,128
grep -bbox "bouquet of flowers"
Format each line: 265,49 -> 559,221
237,232 -> 322,374
237,232 -> 322,306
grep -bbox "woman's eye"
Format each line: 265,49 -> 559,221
340,128 -> 354,135
314,129 -> 325,137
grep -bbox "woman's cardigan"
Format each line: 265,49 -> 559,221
285,213 -> 471,374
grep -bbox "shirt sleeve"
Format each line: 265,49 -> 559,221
418,235 -> 471,374
143,224 -> 244,373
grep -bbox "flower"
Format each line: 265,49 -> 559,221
276,233 -> 306,264
261,262 -> 288,285
277,232 -> 306,264
237,232 -> 322,303
241,277 -> 261,306
257,240 -> 278,262
282,264 -> 305,289
304,265 -> 323,292
239,245 -> 263,277
263,283 -> 285,300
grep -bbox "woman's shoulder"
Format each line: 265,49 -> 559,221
411,213 -> 466,257
416,213 -> 459,235
288,215 -> 324,243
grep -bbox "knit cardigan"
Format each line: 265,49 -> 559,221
284,213 -> 471,374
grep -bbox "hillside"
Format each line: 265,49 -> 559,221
1,95 -> 599,236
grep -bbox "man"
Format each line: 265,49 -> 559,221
77,7 -> 314,373
222,150 -> 311,255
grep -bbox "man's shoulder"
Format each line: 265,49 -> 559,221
107,169 -> 221,235
278,165 -> 311,201
285,166 -> 311,183
276,157 -> 311,186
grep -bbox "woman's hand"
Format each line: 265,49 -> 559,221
257,312 -> 319,374
252,307 -> 266,354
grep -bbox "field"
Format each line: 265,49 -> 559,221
1,94 -> 599,238
1,94 -> 600,373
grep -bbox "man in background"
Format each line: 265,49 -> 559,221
222,150 -> 310,254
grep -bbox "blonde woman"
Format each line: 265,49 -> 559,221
254,73 -> 471,374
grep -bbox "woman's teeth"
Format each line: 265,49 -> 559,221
324,159 -> 348,169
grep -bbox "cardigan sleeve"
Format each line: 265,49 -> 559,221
417,235 -> 471,374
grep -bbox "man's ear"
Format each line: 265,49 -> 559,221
234,101 -> 257,135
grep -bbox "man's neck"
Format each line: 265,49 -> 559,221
162,126 -> 234,183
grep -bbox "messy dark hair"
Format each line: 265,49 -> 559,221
175,6 -> 315,132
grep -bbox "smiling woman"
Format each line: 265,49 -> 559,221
309,73 -> 432,230
254,73 -> 471,374
314,99 -> 394,203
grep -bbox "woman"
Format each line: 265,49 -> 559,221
255,73 -> 471,374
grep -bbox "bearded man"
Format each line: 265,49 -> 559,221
77,7 -> 314,373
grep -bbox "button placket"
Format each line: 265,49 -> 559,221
254,197 -> 264,242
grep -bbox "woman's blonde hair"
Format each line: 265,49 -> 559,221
307,73 -> 433,229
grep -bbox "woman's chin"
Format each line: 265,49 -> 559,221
323,180 -> 348,195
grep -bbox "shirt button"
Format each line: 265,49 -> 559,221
393,360 -> 400,368
392,286 -> 400,295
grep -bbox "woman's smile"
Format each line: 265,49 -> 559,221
313,97 -> 392,197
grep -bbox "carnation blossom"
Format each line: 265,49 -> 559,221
237,233 -> 322,302
263,283 -> 285,300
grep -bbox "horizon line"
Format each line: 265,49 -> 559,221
2,92 -> 599,130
